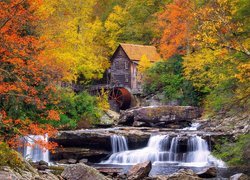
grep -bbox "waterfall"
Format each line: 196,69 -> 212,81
183,122 -> 201,130
21,135 -> 49,163
102,134 -> 225,167
110,135 -> 128,153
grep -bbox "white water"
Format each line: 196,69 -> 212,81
21,135 -> 49,163
102,134 -> 225,167
183,123 -> 201,130
111,135 -> 128,153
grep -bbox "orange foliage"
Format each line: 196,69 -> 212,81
157,0 -> 195,59
0,0 -> 61,150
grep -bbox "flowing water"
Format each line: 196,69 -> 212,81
20,135 -> 49,163
110,135 -> 128,153
102,134 -> 225,167
183,122 -> 201,130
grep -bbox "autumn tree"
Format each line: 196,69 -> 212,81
157,0 -> 195,59
37,0 -> 110,82
0,0 -> 60,149
157,0 -> 250,114
104,5 -> 128,52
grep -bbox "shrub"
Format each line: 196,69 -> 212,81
143,55 -> 202,106
213,134 -> 250,166
0,143 -> 24,169
48,89 -> 102,129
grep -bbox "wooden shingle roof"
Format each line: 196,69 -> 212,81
120,43 -> 161,62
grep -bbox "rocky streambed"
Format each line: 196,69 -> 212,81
50,126 -> 232,163
15,105 -> 249,179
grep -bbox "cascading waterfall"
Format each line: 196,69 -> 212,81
20,135 -> 49,163
102,134 -> 225,167
110,135 -> 128,153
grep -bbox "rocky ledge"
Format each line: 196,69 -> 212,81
50,126 -> 232,163
118,106 -> 202,128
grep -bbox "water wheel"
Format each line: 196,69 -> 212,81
109,88 -> 131,110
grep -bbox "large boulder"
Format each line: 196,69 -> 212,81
154,169 -> 201,180
196,167 -> 217,178
128,161 -> 152,180
118,106 -> 201,128
61,163 -> 110,180
230,173 -> 249,180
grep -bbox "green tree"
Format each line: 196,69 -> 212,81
143,56 -> 201,106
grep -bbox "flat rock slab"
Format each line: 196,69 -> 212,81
118,106 -> 202,128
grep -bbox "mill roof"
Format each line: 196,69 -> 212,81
119,43 -> 161,62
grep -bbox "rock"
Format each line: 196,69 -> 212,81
154,169 -> 201,180
230,173 -> 249,180
99,110 -> 120,126
58,159 -> 68,164
39,160 -> 49,166
117,174 -> 127,180
51,126 -> 231,163
40,171 -> 60,180
0,165 -> 59,180
37,164 -> 49,171
51,147 -> 109,163
128,161 -> 152,180
118,106 -> 201,128
0,166 -> 22,180
68,158 -> 77,164
196,167 -> 217,178
61,163 -> 110,180
97,167 -> 123,177
79,158 -> 88,164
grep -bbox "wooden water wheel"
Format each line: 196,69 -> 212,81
109,87 -> 131,110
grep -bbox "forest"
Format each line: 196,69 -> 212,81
0,0 -> 249,173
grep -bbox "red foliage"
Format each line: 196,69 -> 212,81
0,0 -> 61,150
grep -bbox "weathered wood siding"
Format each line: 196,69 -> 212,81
110,47 -> 131,88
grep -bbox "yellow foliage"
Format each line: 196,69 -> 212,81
183,48 -> 236,91
104,5 -> 128,52
37,0 -> 109,82
96,89 -> 110,111
137,55 -> 152,82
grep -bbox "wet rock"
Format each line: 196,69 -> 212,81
230,173 -> 249,180
196,167 -> 217,178
97,167 -> 123,177
61,163 -> 110,180
128,161 -> 152,180
68,158 -> 77,164
153,169 -> 201,180
118,106 -> 201,128
39,160 -> 49,166
79,158 -> 88,164
51,147 -> 109,162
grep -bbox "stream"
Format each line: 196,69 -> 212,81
19,122 -> 233,177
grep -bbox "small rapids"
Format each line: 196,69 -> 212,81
102,134 -> 225,167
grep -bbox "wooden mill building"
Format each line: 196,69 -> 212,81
108,43 -> 161,93
89,43 -> 161,110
